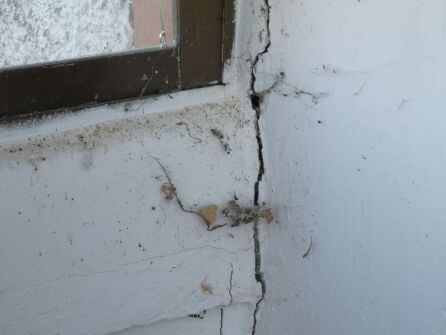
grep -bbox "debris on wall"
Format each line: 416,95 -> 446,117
0,98 -> 262,335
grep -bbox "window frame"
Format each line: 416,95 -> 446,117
0,0 -> 235,120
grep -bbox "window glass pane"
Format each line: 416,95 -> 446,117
0,0 -> 176,69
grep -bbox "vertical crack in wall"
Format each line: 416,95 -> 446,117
220,263 -> 233,335
251,220 -> 265,335
220,308 -> 224,335
251,0 -> 271,207
249,0 -> 271,333
229,263 -> 234,305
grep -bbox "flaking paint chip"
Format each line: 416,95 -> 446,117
200,205 -> 218,230
261,210 -> 274,223
161,183 -> 176,200
201,281 -> 213,295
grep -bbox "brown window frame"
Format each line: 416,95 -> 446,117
0,0 -> 235,121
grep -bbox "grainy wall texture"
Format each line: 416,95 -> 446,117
0,0 -> 133,67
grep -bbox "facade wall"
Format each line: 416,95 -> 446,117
0,1 -> 265,334
258,1 -> 446,334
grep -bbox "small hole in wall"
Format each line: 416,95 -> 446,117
251,94 -> 261,109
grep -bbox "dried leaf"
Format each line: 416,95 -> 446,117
200,205 -> 218,230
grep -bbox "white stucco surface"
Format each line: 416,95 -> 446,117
0,0 -> 133,68
257,1 -> 446,334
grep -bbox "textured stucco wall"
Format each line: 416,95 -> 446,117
256,0 -> 446,334
0,0 -> 133,67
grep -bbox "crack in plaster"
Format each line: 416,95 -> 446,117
220,308 -> 224,335
0,246 -> 248,296
220,261 -> 234,335
249,0 -> 272,333
229,263 -> 234,305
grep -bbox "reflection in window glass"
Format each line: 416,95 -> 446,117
0,0 -> 176,69
133,0 -> 175,49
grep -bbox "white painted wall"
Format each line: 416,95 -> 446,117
257,0 -> 446,334
7,0 -> 444,333
0,1 -> 267,334
0,94 -> 261,335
